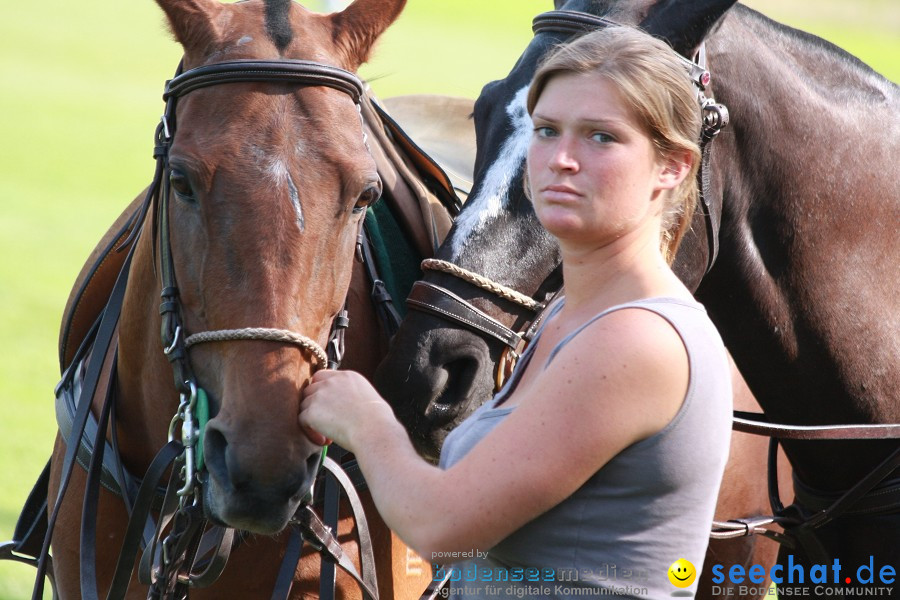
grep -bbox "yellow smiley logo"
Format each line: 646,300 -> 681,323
667,558 -> 696,588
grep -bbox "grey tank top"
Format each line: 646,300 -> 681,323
437,297 -> 732,599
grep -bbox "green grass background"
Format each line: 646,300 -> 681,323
0,1 -> 896,597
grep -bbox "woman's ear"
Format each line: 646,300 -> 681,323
656,149 -> 693,190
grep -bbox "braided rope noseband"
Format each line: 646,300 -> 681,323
421,259 -> 543,312
185,328 -> 329,367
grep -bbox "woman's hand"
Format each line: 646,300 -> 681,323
299,370 -> 396,451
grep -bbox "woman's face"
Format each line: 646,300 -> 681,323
527,72 -> 673,249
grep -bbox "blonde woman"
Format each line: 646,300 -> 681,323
300,26 -> 732,599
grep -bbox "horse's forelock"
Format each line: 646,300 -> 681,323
264,0 -> 294,51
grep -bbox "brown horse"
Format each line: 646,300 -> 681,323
38,0 -> 460,598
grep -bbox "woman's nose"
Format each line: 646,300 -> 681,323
549,136 -> 579,172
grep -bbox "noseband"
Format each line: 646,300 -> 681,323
409,259 -> 559,392
156,59 -> 365,400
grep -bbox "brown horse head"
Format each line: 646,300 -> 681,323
116,0 -> 404,534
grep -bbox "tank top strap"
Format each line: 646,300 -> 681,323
543,297 -> 700,367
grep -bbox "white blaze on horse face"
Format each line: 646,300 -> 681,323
450,85 -> 532,260
266,157 -> 305,231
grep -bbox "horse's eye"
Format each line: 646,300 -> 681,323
353,181 -> 382,213
169,169 -> 195,202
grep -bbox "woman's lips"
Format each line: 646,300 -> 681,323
541,184 -> 582,202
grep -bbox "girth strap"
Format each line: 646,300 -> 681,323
407,281 -> 523,350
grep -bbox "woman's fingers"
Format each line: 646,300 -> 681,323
300,422 -> 331,446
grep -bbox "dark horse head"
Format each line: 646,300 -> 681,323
378,0 -> 900,574
116,0 -> 405,534
375,0 -> 734,459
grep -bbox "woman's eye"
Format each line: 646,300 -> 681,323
169,169 -> 195,201
591,132 -> 615,143
534,126 -> 557,138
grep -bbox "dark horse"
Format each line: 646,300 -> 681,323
376,0 -> 899,595
34,0 -> 466,597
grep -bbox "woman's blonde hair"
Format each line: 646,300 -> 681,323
526,26 -> 702,264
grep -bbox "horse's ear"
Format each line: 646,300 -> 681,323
640,0 -> 738,57
155,0 -> 224,52
330,0 -> 406,67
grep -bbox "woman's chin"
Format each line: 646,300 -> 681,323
537,212 -> 586,239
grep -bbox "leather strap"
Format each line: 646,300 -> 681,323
164,60 -> 364,104
322,455 -> 378,598
797,447 -> 900,528
407,281 -> 522,350
31,246 -> 134,600
270,526 -> 304,600
358,224 -> 403,338
698,140 -> 720,275
733,410 -> 900,440
319,448 -> 343,600
80,352 -> 120,600
420,568 -> 453,600
296,504 -> 379,600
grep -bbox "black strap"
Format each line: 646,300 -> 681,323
109,441 -> 184,598
9,461 -> 50,560
420,568 -> 453,600
698,140 -> 719,275
80,354 -> 118,599
270,526 -> 305,600
319,447 -> 344,600
358,225 -> 403,338
297,505 -> 379,600
186,526 -> 235,589
32,246 -> 134,600
164,60 -> 364,104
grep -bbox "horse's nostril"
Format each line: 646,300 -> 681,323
203,427 -> 234,490
425,355 -> 480,425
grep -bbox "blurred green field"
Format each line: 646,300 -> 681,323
0,1 -> 896,598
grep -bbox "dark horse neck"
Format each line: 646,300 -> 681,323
698,5 -> 900,491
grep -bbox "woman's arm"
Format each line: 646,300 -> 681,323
299,307 -> 689,558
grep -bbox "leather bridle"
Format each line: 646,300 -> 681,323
30,58 -> 380,600
153,59 -> 377,599
409,259 -> 561,392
